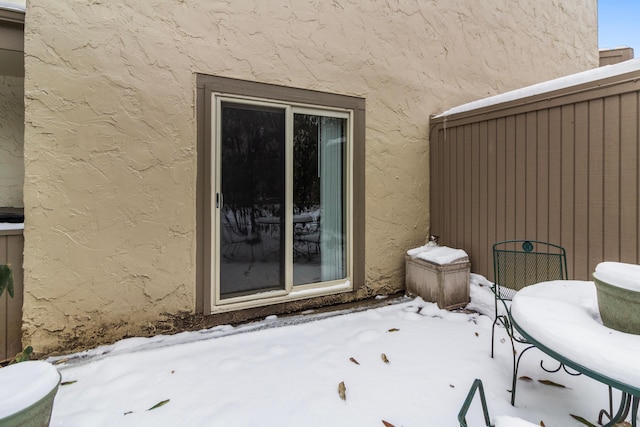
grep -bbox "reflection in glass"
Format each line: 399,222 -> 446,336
293,114 -> 347,285
219,103 -> 285,299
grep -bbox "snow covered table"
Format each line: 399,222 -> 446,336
510,280 -> 640,427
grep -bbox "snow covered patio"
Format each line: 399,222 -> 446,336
47,276 -> 615,427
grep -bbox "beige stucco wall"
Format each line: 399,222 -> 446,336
0,76 -> 24,208
23,0 -> 598,353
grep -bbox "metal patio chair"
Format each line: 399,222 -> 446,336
490,239 -> 568,405
459,379 -> 492,427
458,379 -> 539,427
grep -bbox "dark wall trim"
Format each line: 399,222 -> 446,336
195,74 -> 365,314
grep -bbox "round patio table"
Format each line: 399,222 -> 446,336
510,280 -> 640,427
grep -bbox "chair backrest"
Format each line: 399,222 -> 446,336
493,240 -> 568,300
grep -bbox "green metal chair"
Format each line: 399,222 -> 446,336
490,240 -> 568,405
459,379 -> 542,427
459,379 -> 492,427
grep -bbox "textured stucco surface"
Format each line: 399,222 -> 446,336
23,0 -> 597,353
0,76 -> 24,207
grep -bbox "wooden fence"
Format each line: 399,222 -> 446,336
0,229 -> 23,360
429,64 -> 640,282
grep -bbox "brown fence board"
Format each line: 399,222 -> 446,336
619,92 -> 639,263
514,114 -> 527,239
574,101 -> 590,278
603,96 -> 621,261
536,109 -> 550,243
0,236 -> 8,357
495,117 -> 507,245
548,106 -> 563,244
487,119 -> 498,257
560,104 -> 576,277
0,232 -> 23,360
505,116 -> 517,241
525,111 -> 537,237
478,120 -> 489,273
588,98 -> 605,272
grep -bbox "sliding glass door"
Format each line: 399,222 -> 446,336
218,102 -> 286,299
213,97 -> 350,305
292,113 -> 347,286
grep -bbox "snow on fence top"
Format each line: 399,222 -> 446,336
0,2 -> 25,12
435,58 -> 640,118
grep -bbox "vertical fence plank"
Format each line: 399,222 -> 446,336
560,104 -> 575,278
525,111 -> 538,237
588,98 -> 605,272
0,236 -> 8,358
536,109 -> 550,243
462,124 -> 472,252
548,106 -> 563,243
430,127 -> 441,239
514,114 -> 527,239
454,126 -> 463,247
574,101 -> 590,278
471,122 -> 481,271
619,92 -> 639,263
6,234 -> 22,358
0,231 -> 23,360
505,116 -> 517,239
495,117 -> 507,247
451,126 -> 461,247
478,120 -> 490,275
603,96 -> 621,261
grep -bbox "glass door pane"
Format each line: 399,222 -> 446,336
219,102 -> 286,299
292,113 -> 347,285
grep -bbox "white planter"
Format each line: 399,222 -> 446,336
405,254 -> 470,310
0,361 -> 61,427
593,262 -> 640,335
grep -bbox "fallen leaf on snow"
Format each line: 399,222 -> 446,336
349,357 -> 360,365
569,414 -> 597,426
147,399 -> 170,411
382,421 -> 396,427
338,381 -> 347,401
381,353 -> 390,364
538,379 -> 568,389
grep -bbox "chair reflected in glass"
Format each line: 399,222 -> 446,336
294,214 -> 320,260
220,207 -> 265,262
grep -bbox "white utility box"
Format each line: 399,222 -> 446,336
405,244 -> 470,310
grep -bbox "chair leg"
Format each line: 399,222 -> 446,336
511,344 -> 536,406
491,315 -> 509,359
458,379 -> 492,427
491,318 -> 498,358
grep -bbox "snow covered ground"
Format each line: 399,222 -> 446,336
47,275 -> 618,426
